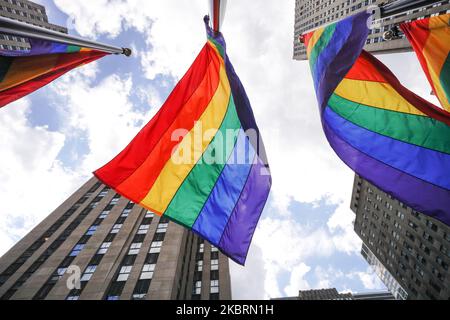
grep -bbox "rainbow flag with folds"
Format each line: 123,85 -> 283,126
0,36 -> 109,108
401,13 -> 450,112
95,16 -> 271,265
304,11 -> 450,226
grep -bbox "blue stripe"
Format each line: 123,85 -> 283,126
324,106 -> 450,190
192,129 -> 256,245
313,17 -> 353,98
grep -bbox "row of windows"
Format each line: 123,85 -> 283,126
0,182 -> 103,288
0,183 -> 104,299
32,188 -> 120,300
65,202 -> 137,300
105,210 -> 160,300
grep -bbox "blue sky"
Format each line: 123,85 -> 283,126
0,0 -> 439,299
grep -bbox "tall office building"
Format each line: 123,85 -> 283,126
351,175 -> 450,300
272,288 -> 395,300
0,0 -> 67,51
293,0 -> 450,60
0,177 -> 232,300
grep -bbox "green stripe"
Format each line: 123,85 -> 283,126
164,95 -> 241,227
0,56 -> 13,83
309,24 -> 336,69
439,53 -> 450,103
66,45 -> 81,53
208,36 -> 225,58
328,93 -> 450,155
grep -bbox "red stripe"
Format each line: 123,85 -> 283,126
0,51 -> 107,108
112,44 -> 222,203
359,50 -> 450,125
344,51 -> 388,83
94,44 -> 215,189
400,19 -> 437,103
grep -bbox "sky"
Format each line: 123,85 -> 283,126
0,0 -> 440,299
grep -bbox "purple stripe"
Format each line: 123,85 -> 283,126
315,11 -> 370,111
323,121 -> 450,226
218,156 -> 272,265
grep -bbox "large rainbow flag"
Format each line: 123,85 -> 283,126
95,16 -> 271,265
304,12 -> 450,226
0,37 -> 109,108
401,13 -> 450,112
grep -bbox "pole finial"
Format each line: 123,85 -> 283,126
122,48 -> 132,57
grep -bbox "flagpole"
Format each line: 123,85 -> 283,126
0,16 -> 131,56
299,0 -> 447,41
210,0 -> 227,34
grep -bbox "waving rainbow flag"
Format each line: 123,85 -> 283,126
95,17 -> 271,265
401,13 -> 450,112
0,37 -> 108,108
305,12 -> 450,226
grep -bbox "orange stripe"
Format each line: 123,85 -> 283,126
115,44 -> 222,202
0,54 -> 59,92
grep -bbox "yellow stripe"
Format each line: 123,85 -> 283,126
140,63 -> 231,213
307,28 -> 325,58
335,78 -> 426,116
423,15 -> 450,111
0,55 -> 58,92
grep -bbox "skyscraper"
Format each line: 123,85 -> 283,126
0,177 -> 232,300
351,175 -> 450,300
293,0 -> 450,60
0,0 -> 68,51
272,288 -> 395,300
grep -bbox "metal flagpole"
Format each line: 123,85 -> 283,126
210,0 -> 228,34
299,0 -> 447,42
380,0 -> 437,17
0,16 -> 132,56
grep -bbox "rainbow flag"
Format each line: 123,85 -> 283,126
305,12 -> 450,226
401,13 -> 450,112
95,17 -> 271,265
0,37 -> 108,108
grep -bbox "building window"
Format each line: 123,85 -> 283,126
193,281 -> 202,295
69,244 -> 84,257
199,243 -> 204,253
110,224 -> 122,234
66,295 -> 79,300
140,264 -> 155,280
196,260 -> 203,272
133,279 -> 151,300
149,241 -> 162,254
99,211 -> 110,219
137,224 -> 150,234
156,223 -> 168,233
211,259 -> 219,271
117,266 -> 132,282
210,280 -> 219,293
121,209 -> 132,217
128,243 -> 142,255
85,225 -> 97,236
80,265 -> 97,282
145,211 -> 154,218
98,242 -> 111,255
211,246 -> 218,252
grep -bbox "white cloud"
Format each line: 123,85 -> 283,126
0,99 -> 84,255
283,263 -> 311,297
348,267 -> 386,290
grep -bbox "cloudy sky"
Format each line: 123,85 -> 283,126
0,0 -> 439,299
